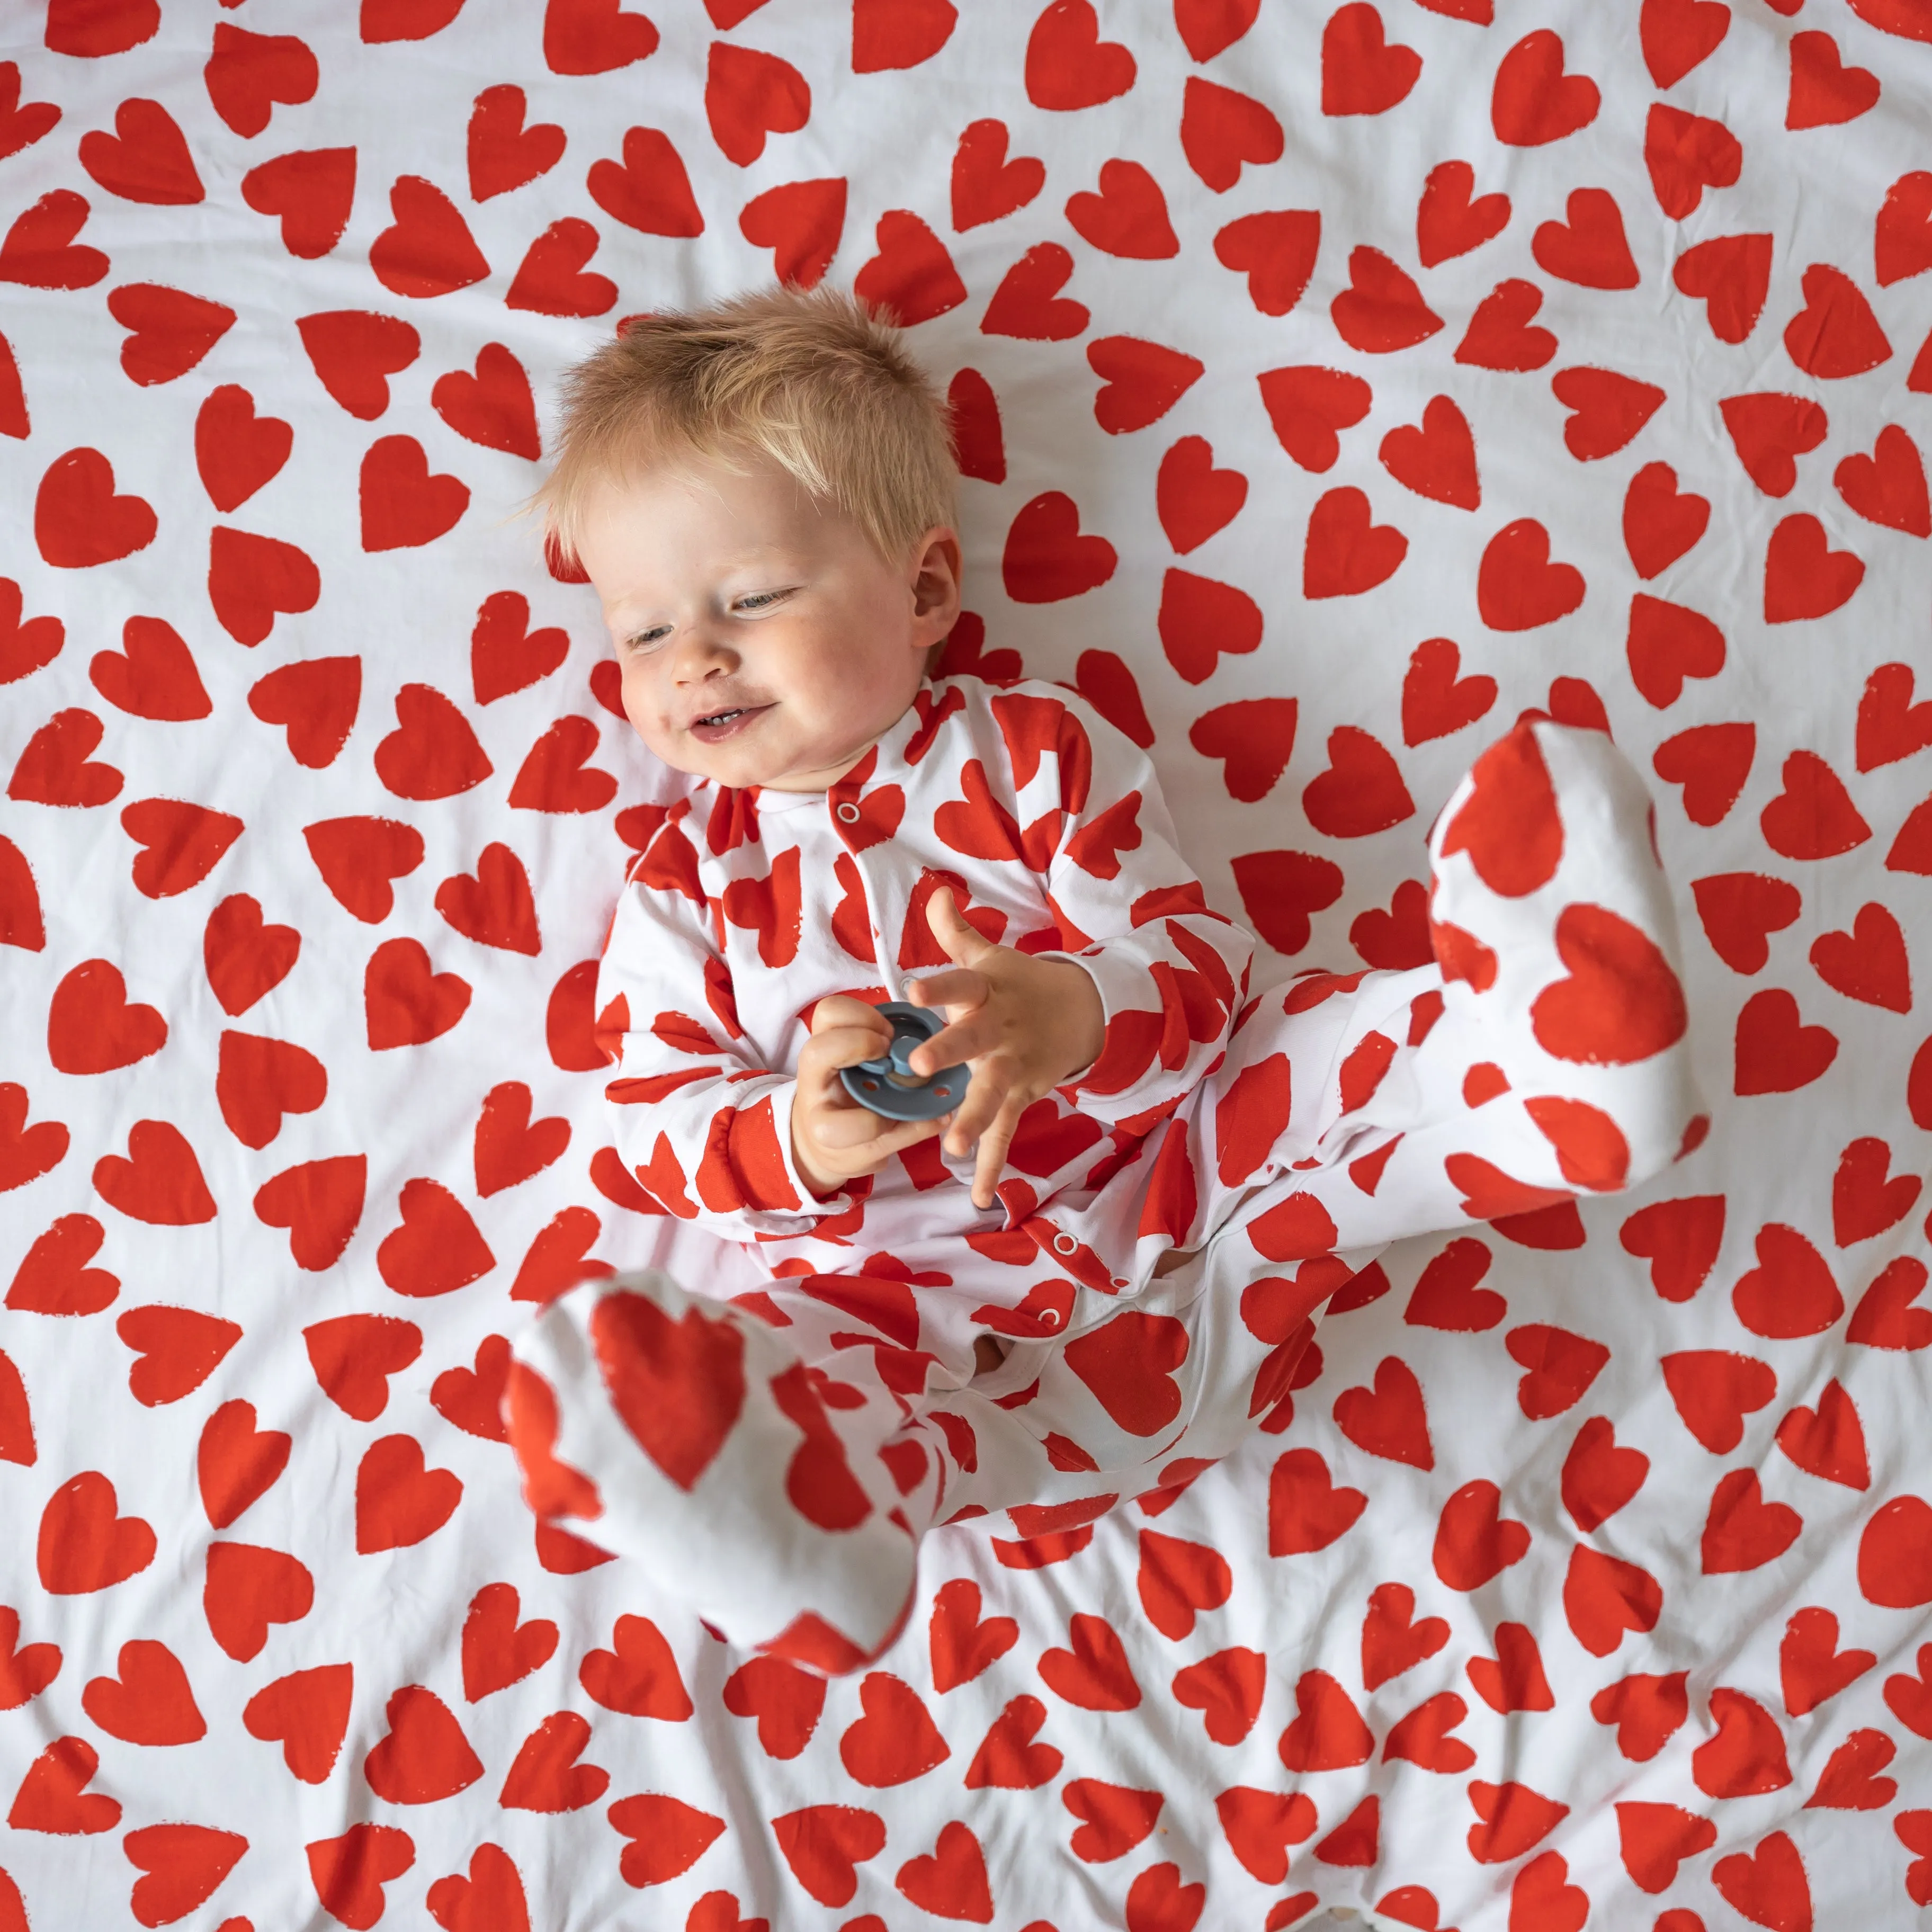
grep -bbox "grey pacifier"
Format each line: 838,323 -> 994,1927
839,1001 -> 968,1123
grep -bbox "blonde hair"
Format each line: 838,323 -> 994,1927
538,284 -> 959,569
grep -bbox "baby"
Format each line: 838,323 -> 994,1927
504,286 -> 1706,1674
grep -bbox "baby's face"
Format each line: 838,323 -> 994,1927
574,453 -> 959,792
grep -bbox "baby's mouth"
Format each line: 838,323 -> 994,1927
688,703 -> 771,743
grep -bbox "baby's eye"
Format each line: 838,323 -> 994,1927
625,625 -> 671,651
735,589 -> 791,613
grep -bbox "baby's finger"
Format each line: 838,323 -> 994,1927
942,1061 -> 1010,1160
803,1021 -> 898,1077
810,992 -> 888,1035
970,1097 -> 1026,1211
927,888 -> 993,969
904,967 -> 986,1013
908,1010 -> 997,1077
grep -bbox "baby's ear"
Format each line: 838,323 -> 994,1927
909,526 -> 963,625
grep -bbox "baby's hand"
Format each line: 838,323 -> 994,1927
791,995 -> 948,1200
906,890 -> 1106,1211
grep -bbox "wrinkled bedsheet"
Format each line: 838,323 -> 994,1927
3,1 -> 1932,1927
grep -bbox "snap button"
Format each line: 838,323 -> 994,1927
1051,1232 -> 1078,1256
1040,1308 -> 1061,1329
835,800 -> 862,824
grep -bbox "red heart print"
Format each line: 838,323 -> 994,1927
1506,1323 -> 1609,1417
1062,1778 -> 1162,1858
375,684 -> 492,799
1618,1193 -> 1725,1303
1174,0 -> 1260,56
1188,697 -> 1297,801
1550,365 -> 1664,459
363,1685 -> 482,1803
470,592 -> 568,705
202,1541 -> 313,1663
1861,1493 -> 1932,1608
207,525 -> 321,646
1379,395 -> 1480,508
1331,1355 -> 1432,1469
109,282 -> 234,384
1169,1651 -> 1264,1749
1733,1223 -> 1842,1338
1437,721 -> 1563,897
895,1822 -> 992,1923
1151,575 -> 1260,690
1624,463 -> 1710,578
33,447 -> 155,569
1258,365 -> 1372,473
1137,1528 -> 1232,1639
852,0 -> 956,71
1065,159 -> 1177,260
770,1804 -> 882,1906
303,815 -> 425,920
950,119 -> 1043,231
468,85 -> 565,201
1039,1613 -> 1141,1711
1401,638 -> 1495,746
1267,1446 -> 1365,1553
428,1334 -> 512,1444
86,615 -> 207,723
1062,1311 -> 1187,1437
1533,186 -> 1638,288
1784,263 -> 1892,378
307,1824 -> 416,1931
6,1736 -> 120,1835
473,1083 -> 569,1198
1466,1779 -> 1569,1863
1703,1470 -> 1803,1573
1760,748 -> 1870,858
37,1470 -> 155,1594
0,189 -> 110,291
1477,518 -> 1582,629
1531,904 -> 1687,1066
1312,1797 -> 1380,1866
1085,334 -> 1201,431
498,1711 -> 608,1813
239,146 -> 355,258
1,577 -> 64,684
1627,595 -> 1725,710
94,1120 -> 217,1227
1466,1621 -> 1555,1715
204,24 -> 318,138
1734,988 -> 1839,1095
198,1398 -> 291,1528
1179,74 -> 1282,192
47,957 -> 165,1073
737,178 -> 846,289
1641,0 -> 1730,86
1835,1138 -> 1922,1245
1720,392 -> 1826,498
576,1612 -> 691,1719
432,342 -> 542,458
963,1694 -> 1060,1790
723,1654 -> 827,1759
0,66 -> 61,163
586,126 -> 704,238
588,1287 -> 746,1489
1879,169 -> 1932,287
360,433 -> 468,550
1884,1645 -> 1932,1737
705,42 -> 809,167
126,1821 -> 246,1923
1510,1853 -> 1588,1932
194,383 -> 292,514
504,214 -> 617,318
460,1584 -> 558,1705
1156,435 -> 1247,552
1401,1237 -> 1504,1332
82,1637 -> 205,1748
1433,1479 -> 1529,1589
1693,1687 -> 1792,1797
1001,491 -> 1116,602
1559,1415 -> 1648,1532
1417,158 -> 1509,269
114,1306 -> 238,1413
376,1178 -> 494,1296
1661,1348 -> 1776,1454
215,1030 -> 325,1149
1212,208 -> 1320,317
1676,232 -> 1774,343
1026,0 -> 1135,110
544,0 -> 660,75
1788,29 -> 1880,128
252,1155 -> 366,1274
1322,4 -> 1421,116
78,99 -> 202,205
1358,1582 -> 1448,1692
304,1311 -> 422,1420
1616,1805 -> 1716,1895
1806,1728 -> 1897,1813
838,1672 -> 950,1787
1491,30 -> 1598,145
298,309 -> 421,419
8,704 -> 124,803
248,656 -> 361,771
369,175 -> 487,297
0,1606 -> 59,1710
435,844 -> 541,956
120,799 -> 243,899
1591,1668 -> 1687,1758
1303,486 -> 1407,598
1455,276 -> 1558,369
1775,1378 -> 1869,1488
1691,867 -> 1799,974
1212,1793 -> 1314,1892
425,1844 -> 530,1932
1645,102 -> 1741,218
1382,1690 -> 1475,1772
1781,1606 -> 1875,1716
508,715 -> 619,812
1331,246 -> 1442,352
6,1213 -> 114,1317
927,1578 -> 1017,1692
1810,901 -> 1911,1010
356,1435 -> 462,1553
1835,424 -> 1930,535
1350,879 -> 1431,969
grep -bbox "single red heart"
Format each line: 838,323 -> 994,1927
0,65 -> 61,164
737,177 -> 846,290
216,1029 -> 325,1150
435,844 -> 541,958
1174,0 -> 1260,58
360,433 -> 468,551
5,1213 -> 113,1317
544,0 -> 659,74
1062,1777 -> 1162,1859
1645,102 -> 1741,218
197,1398 -> 291,1529
1835,1138 -> 1922,1245
92,1110 -> 215,1227
468,84 -> 565,201
1179,73 -> 1281,191
425,1844 -> 531,1932
1379,395 -> 1480,508
252,1155 -> 366,1274
1733,1222 -> 1842,1338
1883,1644 -> 1932,1737
498,1711 -> 608,1814
1383,1690 -> 1476,1771
375,684 -> 491,800
1534,186 -> 1639,289
1468,1621 -> 1556,1714
356,1434 -> 463,1553
1477,517 -> 1583,629
116,1304 -> 238,1408
1760,747 -> 1870,858
1026,0 -> 1135,110
1878,168 -> 1932,287
1065,158 -> 1176,260
37,1470 -> 155,1594
1401,1236 -> 1505,1332
1693,1686 -> 1792,1797
1661,1350 -> 1777,1459
1784,262 -> 1892,378
1400,637 -> 1495,746
1257,364 -> 1371,473
307,1826 -> 415,1932
1152,573 -> 1262,688
247,656 -> 361,772
0,189 -> 110,290
431,342 -> 542,459
1312,1797 -> 1380,1866
1617,1804 -> 1717,1895
1550,365 -> 1665,459
1676,232 -> 1774,344
770,1803 -> 882,1906
1304,485 -> 1407,598
945,374 -> 1005,489
1492,29 -> 1598,145
240,145 -> 355,258
576,1611 -> 692,1719
0,578 -> 64,687
1267,1446 -> 1365,1553
194,383 -> 292,514
470,591 -> 568,705
1321,3 -> 1421,116
1776,1377 -> 1869,1488
369,174 -> 487,297
1810,901 -> 1911,1010
1734,988 -> 1839,1096
1331,245 -> 1442,352
1507,1323 -> 1609,1417
1173,1648 -> 1265,1747
297,308 -> 419,420
705,41 -> 809,166
86,616 -> 208,723
107,282 -> 234,387
1861,1493 -> 1932,1608
1806,1728 -> 1897,1814
1349,879 -> 1431,970
1835,423 -> 1930,535
963,1694 -> 1061,1790
895,1822 -> 993,1922
1062,1311 -> 1187,1438
376,1177 -> 494,1298
1618,1193 -> 1726,1303
588,1286 -> 747,1488
1136,1527 -> 1232,1639
1212,208 -> 1320,317
1188,698 -> 1297,802
1703,1471 -> 1803,1573
1085,334 -> 1201,432
204,1541 -> 315,1662
1721,391 -> 1826,498
503,216 -> 614,320
1001,490 -> 1116,603
838,1672 -> 950,1787
1627,593 -> 1725,709
204,23 -> 318,138
1456,276 -> 1558,370
507,715 -> 618,812
1591,1669 -> 1687,1759
303,1311 -> 422,1419
1039,1612 -> 1141,1711
79,98 -> 201,205
472,1083 -> 569,1199
303,814 -> 425,922
587,126 -> 704,238
1332,1355 -> 1432,1469
1781,1606 -> 1875,1716
927,1578 -> 1017,1692
1531,902 -> 1687,1066
207,525 -> 320,646
1417,158 -> 1510,267
1156,435 -> 1246,553
47,957 -> 163,1072
1231,851 -> 1345,958
1466,1779 -> 1569,1863
364,1685 -> 482,1803
1789,29 -> 1880,128
1689,869 -> 1796,974
1640,0 -> 1730,86
459,1584 -> 558,1704
0,1605 -> 59,1710
6,1736 -> 120,1834
80,1639 -> 203,1748
33,448 -> 155,569
1560,1415 -> 1648,1532
120,798 -> 243,899
244,1666 -> 353,1781
1359,1581 -> 1448,1691
1624,462 -> 1711,578
1434,1479 -> 1530,1590
949,117 -> 1042,233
